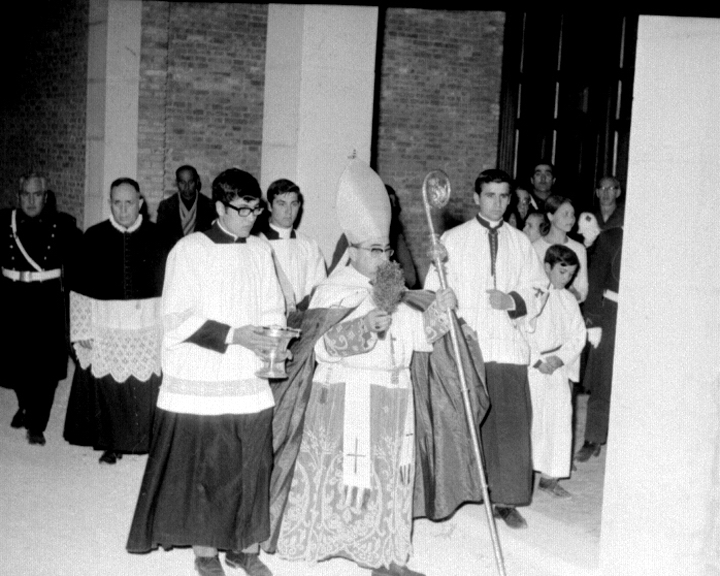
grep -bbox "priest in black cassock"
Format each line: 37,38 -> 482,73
63,177 -> 169,464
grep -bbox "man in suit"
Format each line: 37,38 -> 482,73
528,161 -> 556,212
157,164 -> 215,248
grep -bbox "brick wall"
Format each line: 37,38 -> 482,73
375,9 -> 505,280
138,1 -> 268,218
0,0 -> 88,222
138,1 -> 170,215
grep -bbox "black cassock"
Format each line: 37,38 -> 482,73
63,218 -> 169,454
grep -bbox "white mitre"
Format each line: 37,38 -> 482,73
336,159 -> 391,244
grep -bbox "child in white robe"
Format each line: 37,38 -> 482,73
527,244 -> 587,498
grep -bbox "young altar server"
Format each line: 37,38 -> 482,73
257,178 -> 326,312
273,159 -> 456,576
527,244 -> 587,498
424,169 -> 549,529
127,168 -> 286,576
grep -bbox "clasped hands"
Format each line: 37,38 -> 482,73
536,354 -> 563,375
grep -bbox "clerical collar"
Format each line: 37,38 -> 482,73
475,214 -> 504,231
265,222 -> 296,240
203,220 -> 247,244
109,213 -> 143,233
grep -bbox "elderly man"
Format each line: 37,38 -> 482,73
63,178 -> 169,464
529,161 -> 556,211
157,164 -> 215,248
0,173 -> 81,445
257,178 -> 326,312
593,175 -> 624,230
273,160 -> 456,576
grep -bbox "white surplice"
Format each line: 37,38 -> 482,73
526,288 -> 587,478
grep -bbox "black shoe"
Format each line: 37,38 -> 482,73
225,551 -> 272,576
493,506 -> 528,529
195,555 -> 226,576
371,563 -> 426,576
99,450 -> 123,464
27,431 -> 46,446
574,441 -> 602,462
538,477 -> 571,498
10,409 -> 26,429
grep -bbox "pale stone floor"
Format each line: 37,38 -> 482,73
1,363 -> 603,576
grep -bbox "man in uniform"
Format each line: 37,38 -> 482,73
1,173 -> 81,445
575,176 -> 625,462
63,178 -> 169,464
257,178 -> 326,312
157,164 -> 215,248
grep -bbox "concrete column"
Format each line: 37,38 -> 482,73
600,16 -> 720,575
84,0 -> 142,228
261,4 -> 379,262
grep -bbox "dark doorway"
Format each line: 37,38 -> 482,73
497,12 -> 638,212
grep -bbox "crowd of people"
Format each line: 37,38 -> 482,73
0,159 -> 624,576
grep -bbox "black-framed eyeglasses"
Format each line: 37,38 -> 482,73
223,203 -> 264,217
354,246 -> 394,258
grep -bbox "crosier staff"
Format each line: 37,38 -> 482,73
422,170 -> 507,576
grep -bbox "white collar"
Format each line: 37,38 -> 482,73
217,218 -> 242,241
269,222 -> 294,239
109,213 -> 143,233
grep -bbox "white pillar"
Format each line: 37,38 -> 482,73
600,16 -> 720,575
84,0 -> 142,228
261,4 -> 379,262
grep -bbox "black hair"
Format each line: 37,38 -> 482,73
532,160 -> 555,176
211,168 -> 261,204
544,194 -> 573,216
505,180 -> 535,228
110,177 -> 140,193
474,169 -> 513,194
267,178 -> 302,205
525,212 -> 550,236
176,164 -> 200,182
545,243 -> 580,269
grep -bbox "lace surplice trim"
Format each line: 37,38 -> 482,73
70,292 -> 163,382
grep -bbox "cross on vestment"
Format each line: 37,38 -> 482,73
346,437 -> 367,474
